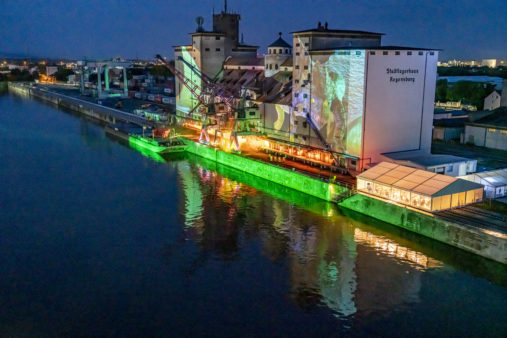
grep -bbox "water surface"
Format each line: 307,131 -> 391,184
0,93 -> 506,337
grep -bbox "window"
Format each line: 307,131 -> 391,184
501,130 -> 507,134
285,49 -> 288,54
446,165 -> 453,172
294,120 -> 298,125
269,64 -> 272,70
205,48 -> 210,51
430,52 -> 434,55
275,64 -> 278,70
303,136 -> 307,141
296,52 -> 300,56
294,93 -> 299,98
249,111 -> 256,116
370,51 -> 375,55
304,43 -> 309,46
305,52 -> 309,55
295,79 -> 299,84
488,128 -> 497,132
303,122 -> 307,128
216,48 -> 221,51
268,49 -> 271,54
395,51 -> 400,55
407,51 -> 412,55
295,65 -> 300,69
419,51 -> 423,55
356,51 -> 361,55
215,36 -> 220,40
383,51 -> 388,55
303,93 -> 307,98
296,43 -> 300,47
304,65 -> 308,70
279,49 -> 282,54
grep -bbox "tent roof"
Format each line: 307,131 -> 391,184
461,169 -> 507,187
357,162 -> 483,197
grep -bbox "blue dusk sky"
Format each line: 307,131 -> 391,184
0,0 -> 505,61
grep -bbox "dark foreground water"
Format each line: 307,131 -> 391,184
0,93 -> 506,337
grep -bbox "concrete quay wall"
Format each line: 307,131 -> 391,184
339,194 -> 507,264
8,83 -> 151,126
184,140 -> 349,202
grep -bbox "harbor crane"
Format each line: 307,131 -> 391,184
155,54 -> 241,151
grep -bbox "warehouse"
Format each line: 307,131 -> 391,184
356,162 -> 484,212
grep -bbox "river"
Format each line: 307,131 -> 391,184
0,93 -> 506,337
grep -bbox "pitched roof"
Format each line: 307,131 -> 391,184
269,33 -> 292,48
280,58 -> 293,67
357,162 -> 483,197
224,57 -> 264,67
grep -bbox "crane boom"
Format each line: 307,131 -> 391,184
305,112 -> 340,166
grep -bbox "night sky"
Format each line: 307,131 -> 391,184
1,0 -> 505,61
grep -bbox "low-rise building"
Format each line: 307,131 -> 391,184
463,108 -> 507,150
432,118 -> 467,141
382,150 -> 477,177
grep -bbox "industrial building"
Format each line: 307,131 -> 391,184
356,162 -> 484,212
463,108 -> 507,150
173,5 -> 446,174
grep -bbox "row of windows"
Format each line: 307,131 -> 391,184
488,128 -> 507,134
269,48 -> 290,54
295,52 -> 309,56
266,64 -> 291,71
370,51 -> 435,56
295,42 -> 309,47
294,65 -> 309,70
204,48 -> 221,52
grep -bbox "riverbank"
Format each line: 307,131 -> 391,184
8,82 -> 155,126
8,82 -> 507,264
339,193 -> 507,264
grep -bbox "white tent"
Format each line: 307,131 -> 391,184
460,169 -> 507,199
357,162 -> 484,212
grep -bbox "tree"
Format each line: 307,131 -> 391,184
54,67 -> 74,81
435,79 -> 447,102
447,81 -> 495,110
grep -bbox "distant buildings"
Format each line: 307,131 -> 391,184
438,59 -> 506,68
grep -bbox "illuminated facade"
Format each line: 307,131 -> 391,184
174,5 -> 257,118
286,24 -> 438,171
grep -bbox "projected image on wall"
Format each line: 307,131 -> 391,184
310,52 -> 365,157
176,47 -> 202,115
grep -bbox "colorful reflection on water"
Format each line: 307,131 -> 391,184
0,94 -> 505,336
